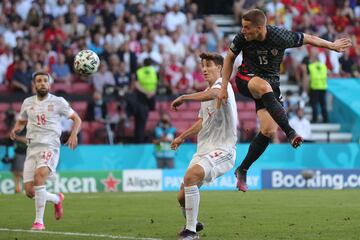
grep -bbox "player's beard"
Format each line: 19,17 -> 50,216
36,87 -> 49,98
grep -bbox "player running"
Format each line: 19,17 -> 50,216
216,9 -> 352,192
171,52 -> 238,240
10,72 -> 82,230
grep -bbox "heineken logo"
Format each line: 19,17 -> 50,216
101,173 -> 121,192
0,171 -> 123,194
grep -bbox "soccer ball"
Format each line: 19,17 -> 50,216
74,50 -> 100,76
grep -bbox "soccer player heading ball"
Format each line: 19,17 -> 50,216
216,9 -> 352,192
10,72 -> 82,230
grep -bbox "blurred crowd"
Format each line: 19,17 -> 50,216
0,0 -> 359,144
0,0 -> 359,97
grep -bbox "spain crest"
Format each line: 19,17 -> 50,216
48,104 -> 54,112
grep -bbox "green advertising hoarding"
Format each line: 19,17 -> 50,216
0,171 -> 122,194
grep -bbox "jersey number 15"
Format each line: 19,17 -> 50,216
258,56 -> 268,65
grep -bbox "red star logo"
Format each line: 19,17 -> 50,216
101,173 -> 121,192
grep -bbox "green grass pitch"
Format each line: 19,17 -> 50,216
0,190 -> 359,240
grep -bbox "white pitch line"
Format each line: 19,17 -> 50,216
0,228 -> 162,240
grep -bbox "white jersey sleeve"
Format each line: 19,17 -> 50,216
58,97 -> 75,118
211,80 -> 222,90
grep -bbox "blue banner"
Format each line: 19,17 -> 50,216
262,169 -> 360,189
162,168 -> 262,191
1,143 -> 359,171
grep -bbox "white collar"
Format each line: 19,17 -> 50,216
36,93 -> 51,104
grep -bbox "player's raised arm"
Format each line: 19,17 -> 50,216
66,112 -> 82,150
171,118 -> 203,150
171,88 -> 220,111
303,34 -> 352,52
217,50 -> 237,109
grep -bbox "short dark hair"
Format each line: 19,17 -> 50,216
242,9 -> 267,26
32,71 -> 49,81
199,52 -> 223,66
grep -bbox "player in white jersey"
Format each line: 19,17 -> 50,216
170,52 -> 238,240
10,72 -> 82,231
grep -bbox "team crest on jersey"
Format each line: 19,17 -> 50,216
48,104 -> 54,112
271,49 -> 278,56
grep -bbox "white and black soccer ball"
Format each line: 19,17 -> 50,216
74,50 -> 100,76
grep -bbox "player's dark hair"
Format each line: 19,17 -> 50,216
242,9 -> 267,26
199,52 -> 224,66
32,71 -> 49,81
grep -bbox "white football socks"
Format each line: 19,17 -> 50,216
46,191 -> 60,204
184,185 -> 200,233
34,185 -> 47,224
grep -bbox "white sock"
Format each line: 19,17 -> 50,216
34,185 -> 47,224
184,185 -> 200,233
46,191 -> 60,204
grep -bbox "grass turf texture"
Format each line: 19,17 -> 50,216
0,190 -> 359,240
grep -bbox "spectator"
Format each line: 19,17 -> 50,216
92,61 -> 115,94
85,91 -> 108,122
62,13 -> 86,39
174,66 -> 194,94
105,23 -> 125,52
153,112 -> 176,168
79,4 -> 96,27
137,40 -> 163,68
88,33 -> 104,56
117,42 -> 138,76
308,49 -> 328,123
0,44 -> 13,84
164,4 -> 187,32
289,107 -> 312,142
26,6 -> 43,30
113,61 -> 133,98
167,31 -> 186,62
339,49 -> 355,77
51,53 -> 72,85
12,59 -> 32,93
44,18 -> 67,44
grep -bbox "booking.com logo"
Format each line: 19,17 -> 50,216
263,170 -> 360,190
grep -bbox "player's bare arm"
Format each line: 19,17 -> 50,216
10,119 -> 27,140
216,50 -> 236,109
171,118 -> 203,150
171,88 -> 220,111
303,34 -> 352,52
65,113 -> 82,150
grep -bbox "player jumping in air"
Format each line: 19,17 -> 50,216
10,72 -> 82,230
216,9 -> 352,192
171,52 -> 238,240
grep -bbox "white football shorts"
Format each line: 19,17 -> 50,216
23,144 -> 60,183
188,148 -> 236,185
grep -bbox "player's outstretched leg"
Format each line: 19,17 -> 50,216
235,131 -> 271,191
235,168 -> 248,192
261,92 -> 303,148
